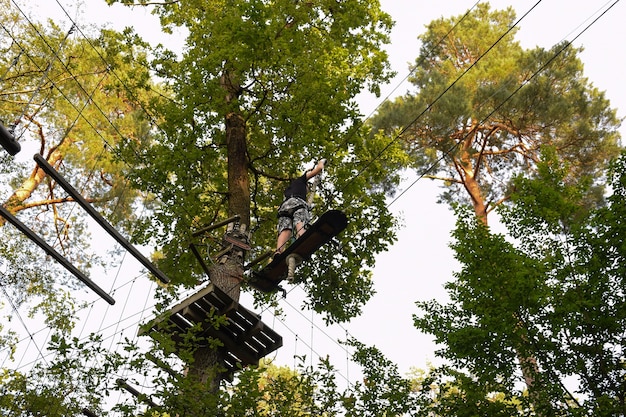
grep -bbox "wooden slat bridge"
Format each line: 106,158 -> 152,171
139,284 -> 282,375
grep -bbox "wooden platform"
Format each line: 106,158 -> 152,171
139,284 -> 282,375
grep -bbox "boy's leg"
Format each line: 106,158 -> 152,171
276,228 -> 292,253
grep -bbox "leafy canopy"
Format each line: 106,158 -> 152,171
414,148 -> 626,415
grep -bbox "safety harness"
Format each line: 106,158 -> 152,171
277,198 -> 309,219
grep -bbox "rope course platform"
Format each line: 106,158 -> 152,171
139,283 -> 282,375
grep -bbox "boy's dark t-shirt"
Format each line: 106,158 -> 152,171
283,173 -> 307,200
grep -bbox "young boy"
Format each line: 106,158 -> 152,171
275,159 -> 326,254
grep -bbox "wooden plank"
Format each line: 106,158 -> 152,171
192,318 -> 260,366
235,320 -> 263,343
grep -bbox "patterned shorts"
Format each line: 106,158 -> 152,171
277,197 -> 311,234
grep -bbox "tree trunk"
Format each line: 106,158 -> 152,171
226,111 -> 250,228
458,134 -> 488,224
187,66 -> 250,393
463,171 -> 488,224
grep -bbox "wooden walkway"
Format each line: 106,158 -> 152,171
139,284 -> 282,375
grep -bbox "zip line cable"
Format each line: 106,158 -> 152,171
327,0 -> 482,160
0,269 -> 151,368
0,271 -> 48,368
0,10 -> 107,171
52,0 -> 173,125
5,3 -> 121,153
0,11 -> 127,306
8,0 -> 161,189
0,18 -> 75,141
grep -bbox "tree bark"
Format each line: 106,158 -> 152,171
226,111 -> 250,228
458,133 -> 488,224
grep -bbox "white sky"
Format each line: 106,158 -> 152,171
6,0 -> 626,399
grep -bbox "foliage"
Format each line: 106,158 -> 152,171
223,359 -> 320,416
368,3 -> 623,413
1,0 -> 410,413
343,339 -> 420,416
413,149 -> 626,415
8,1 -> 625,415
35,331 -> 418,417
0,332 -> 127,416
368,3 -> 622,220
153,339 -> 418,416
